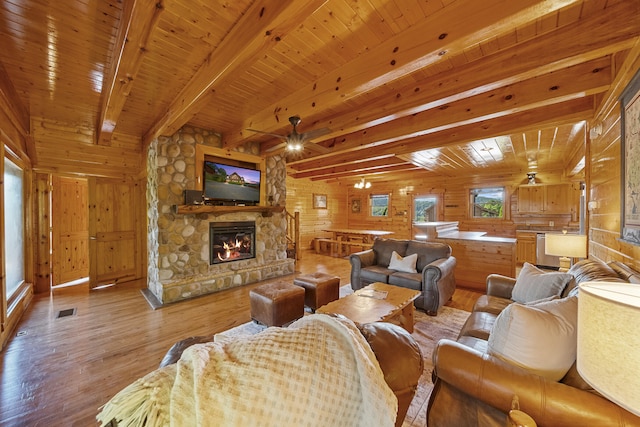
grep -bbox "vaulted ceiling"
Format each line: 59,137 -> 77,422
1,0 -> 639,185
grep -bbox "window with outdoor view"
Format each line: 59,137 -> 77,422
370,194 -> 389,217
4,156 -> 25,299
413,195 -> 438,222
471,187 -> 504,218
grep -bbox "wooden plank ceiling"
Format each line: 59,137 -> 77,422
1,0 -> 639,185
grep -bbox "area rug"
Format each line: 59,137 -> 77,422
215,285 -> 470,427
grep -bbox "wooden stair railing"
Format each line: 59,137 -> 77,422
285,209 -> 300,260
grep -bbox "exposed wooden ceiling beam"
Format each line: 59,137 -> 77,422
224,0 -> 582,148
142,0 -> 329,146
96,0 -> 164,146
291,157 -> 412,179
291,97 -> 593,173
309,163 -> 421,181
292,58 -> 609,162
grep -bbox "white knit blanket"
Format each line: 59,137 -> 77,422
97,314 -> 397,427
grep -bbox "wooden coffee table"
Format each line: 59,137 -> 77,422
316,282 -> 421,333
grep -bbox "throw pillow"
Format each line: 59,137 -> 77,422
388,251 -> 418,274
487,296 -> 578,381
511,262 -> 573,303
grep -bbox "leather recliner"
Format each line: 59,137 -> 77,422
161,320 -> 423,427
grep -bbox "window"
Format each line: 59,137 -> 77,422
370,194 -> 389,217
4,156 -> 25,299
413,195 -> 438,222
471,187 -> 504,218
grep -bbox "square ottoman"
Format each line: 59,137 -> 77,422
250,281 -> 305,327
293,272 -> 340,311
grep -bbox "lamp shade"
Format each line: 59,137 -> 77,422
544,233 -> 587,258
577,282 -> 640,416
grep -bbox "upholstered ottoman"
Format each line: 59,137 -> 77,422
250,282 -> 305,327
293,272 -> 340,311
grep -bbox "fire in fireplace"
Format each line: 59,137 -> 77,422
209,221 -> 256,264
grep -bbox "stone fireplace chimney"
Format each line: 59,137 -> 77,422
146,126 -> 294,305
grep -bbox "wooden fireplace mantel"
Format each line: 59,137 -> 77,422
172,204 -> 284,216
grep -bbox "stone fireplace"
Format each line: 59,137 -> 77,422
146,126 -> 295,305
210,221 -> 255,264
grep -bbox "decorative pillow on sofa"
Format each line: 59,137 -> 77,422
373,238 -> 409,268
511,262 -> 574,303
388,251 -> 418,274
487,296 -> 578,381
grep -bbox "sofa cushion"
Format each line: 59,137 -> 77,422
487,296 -> 578,381
388,272 -> 422,290
472,294 -> 512,315
457,311 -> 497,341
512,262 -> 573,303
360,265 -> 395,284
388,250 -> 418,273
373,238 -> 409,267
406,241 -> 451,272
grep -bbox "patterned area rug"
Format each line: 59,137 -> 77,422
215,286 -> 470,427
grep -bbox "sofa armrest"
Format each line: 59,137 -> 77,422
421,256 -> 457,316
430,339 -> 640,427
486,274 -> 517,299
349,249 -> 376,290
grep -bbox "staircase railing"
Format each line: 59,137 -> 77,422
285,209 -> 300,260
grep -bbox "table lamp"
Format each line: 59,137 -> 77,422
577,282 -> 640,417
544,232 -> 587,272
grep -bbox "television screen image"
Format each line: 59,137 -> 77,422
203,161 -> 261,204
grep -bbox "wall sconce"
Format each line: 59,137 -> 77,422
578,281 -> 640,416
354,178 -> 371,189
545,231 -> 587,272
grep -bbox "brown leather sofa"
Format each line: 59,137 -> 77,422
350,238 -> 457,315
161,320 -> 423,427
427,259 -> 640,426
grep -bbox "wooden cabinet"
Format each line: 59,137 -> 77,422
517,185 -> 545,213
516,232 -> 537,265
517,184 -> 578,214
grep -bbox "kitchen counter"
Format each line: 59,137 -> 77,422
439,231 -> 516,243
436,232 -> 516,291
515,228 -> 579,234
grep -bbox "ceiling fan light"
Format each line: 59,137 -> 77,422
365,182 -> 371,188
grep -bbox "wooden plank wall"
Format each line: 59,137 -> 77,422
285,176 -> 349,251
31,117 -> 143,179
590,108 -> 640,268
587,49 -> 640,271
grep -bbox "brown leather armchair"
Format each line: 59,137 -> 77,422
427,259 -> 640,426
429,339 -> 640,426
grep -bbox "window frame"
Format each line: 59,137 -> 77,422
412,193 -> 441,223
369,193 -> 390,218
469,186 -> 505,219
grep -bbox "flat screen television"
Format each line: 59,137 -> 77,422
203,160 -> 261,205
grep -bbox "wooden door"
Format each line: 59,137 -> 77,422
51,176 -> 90,286
88,178 -> 140,288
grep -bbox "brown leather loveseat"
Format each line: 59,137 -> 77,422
427,259 -> 640,426
350,238 -> 457,315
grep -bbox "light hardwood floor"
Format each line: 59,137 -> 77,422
0,252 -> 482,426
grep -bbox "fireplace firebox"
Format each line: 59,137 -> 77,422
209,221 -> 256,264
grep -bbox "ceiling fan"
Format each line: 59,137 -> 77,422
246,116 -> 331,153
